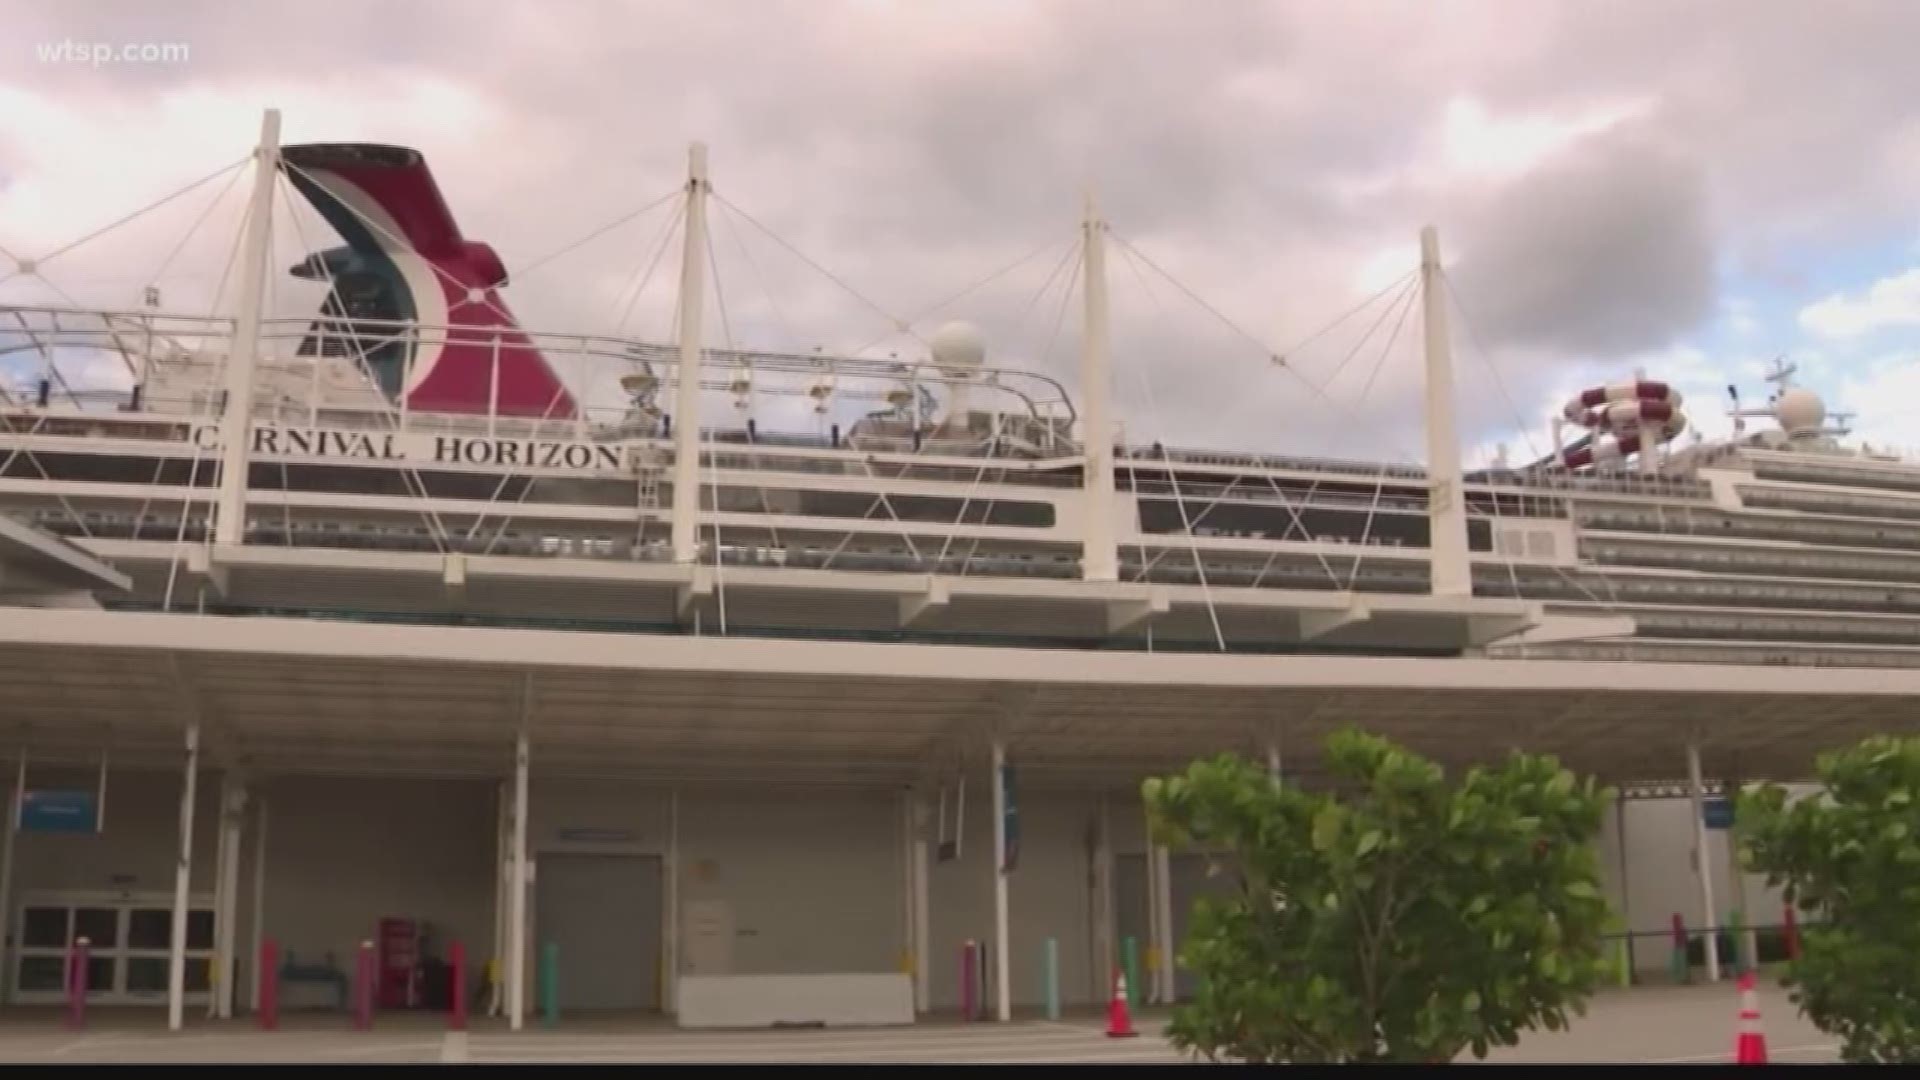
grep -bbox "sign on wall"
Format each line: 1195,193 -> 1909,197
1702,797 -> 1735,831
19,790 -> 98,833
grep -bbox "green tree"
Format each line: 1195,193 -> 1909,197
1142,728 -> 1614,1063
1737,734 -> 1920,1064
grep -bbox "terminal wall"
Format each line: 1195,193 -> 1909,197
5,767 -> 219,898
927,788 -> 1107,1012
1607,795 -> 1789,975
259,776 -> 493,993
677,786 -> 905,977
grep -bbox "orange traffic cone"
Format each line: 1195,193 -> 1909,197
1106,970 -> 1138,1038
1734,971 -> 1768,1064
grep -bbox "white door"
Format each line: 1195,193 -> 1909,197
682,899 -> 734,977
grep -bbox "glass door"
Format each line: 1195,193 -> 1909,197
10,892 -> 215,1005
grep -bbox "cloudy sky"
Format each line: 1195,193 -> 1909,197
5,0 -> 1920,466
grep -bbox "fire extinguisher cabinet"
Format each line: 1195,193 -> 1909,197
376,918 -> 421,1010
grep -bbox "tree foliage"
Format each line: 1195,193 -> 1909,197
1142,728 -> 1613,1063
1737,734 -> 1920,1064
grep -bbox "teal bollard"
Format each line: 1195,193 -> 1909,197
540,942 -> 559,1027
1044,938 -> 1060,1021
1122,936 -> 1140,1010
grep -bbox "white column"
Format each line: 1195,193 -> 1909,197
664,789 -> 680,1014
670,143 -> 711,564
1726,780 -> 1756,971
990,739 -> 1012,1022
0,753 -> 22,1007
95,753 -> 108,833
1266,738 -> 1282,783
909,790 -> 931,1012
1154,843 -> 1175,1004
1094,793 -> 1115,1000
914,826 -> 931,1013
208,775 -> 231,1019
1613,793 -> 1631,975
507,733 -> 530,1030
214,108 -> 282,545
1685,742 -> 1721,983
1142,800 -> 1160,1004
168,721 -> 201,1032
1419,226 -> 1471,598
1079,191 -> 1118,582
489,780 -> 508,1017
248,796 -> 268,1013
214,776 -> 245,1019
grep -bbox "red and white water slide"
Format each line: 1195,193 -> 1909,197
1554,379 -> 1686,469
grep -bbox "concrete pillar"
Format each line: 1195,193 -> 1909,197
168,721 -> 201,1032
1685,742 -> 1721,983
990,739 -> 1012,1022
507,733 -> 530,1030
909,790 -> 931,1012
213,775 -> 245,1019
1153,844 -> 1175,1003
0,753 -> 22,1007
248,795 -> 268,1013
664,789 -> 680,1015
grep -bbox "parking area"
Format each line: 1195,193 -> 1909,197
0,983 -> 1839,1064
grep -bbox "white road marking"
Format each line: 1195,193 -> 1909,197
439,1031 -> 469,1063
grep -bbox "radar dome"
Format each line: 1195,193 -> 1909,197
930,321 -> 986,371
1776,387 -> 1826,435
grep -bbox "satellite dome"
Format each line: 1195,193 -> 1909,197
930,321 -> 986,371
1775,386 -> 1826,435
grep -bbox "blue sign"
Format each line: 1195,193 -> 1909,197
1703,797 -> 1735,831
20,790 -> 98,833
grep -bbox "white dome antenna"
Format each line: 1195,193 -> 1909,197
929,320 -> 986,429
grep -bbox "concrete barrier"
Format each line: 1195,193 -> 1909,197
676,973 -> 914,1029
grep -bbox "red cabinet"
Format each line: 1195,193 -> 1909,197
376,918 -> 421,1010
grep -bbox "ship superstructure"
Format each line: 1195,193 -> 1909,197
2,134 -> 1916,669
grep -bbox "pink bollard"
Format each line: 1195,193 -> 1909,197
960,940 -> 978,1021
66,937 -> 91,1030
259,938 -> 280,1031
449,941 -> 468,1031
353,940 -> 375,1030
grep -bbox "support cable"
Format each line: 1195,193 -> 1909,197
1114,242 -> 1226,650
507,188 -> 681,284
0,156 -> 249,288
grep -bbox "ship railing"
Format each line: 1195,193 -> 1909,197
0,302 -> 1074,445
1120,443 -> 1432,481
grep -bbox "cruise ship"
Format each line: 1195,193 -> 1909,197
0,113 -> 1905,1033
0,145 -> 1909,670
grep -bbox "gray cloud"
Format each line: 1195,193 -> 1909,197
6,0 -> 1920,460
1450,127 -> 1717,359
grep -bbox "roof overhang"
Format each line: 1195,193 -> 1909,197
0,607 -> 1907,788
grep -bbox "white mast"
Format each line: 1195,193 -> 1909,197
1419,226 -> 1471,597
671,143 -> 710,564
1080,191 -> 1119,582
214,108 -> 281,546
